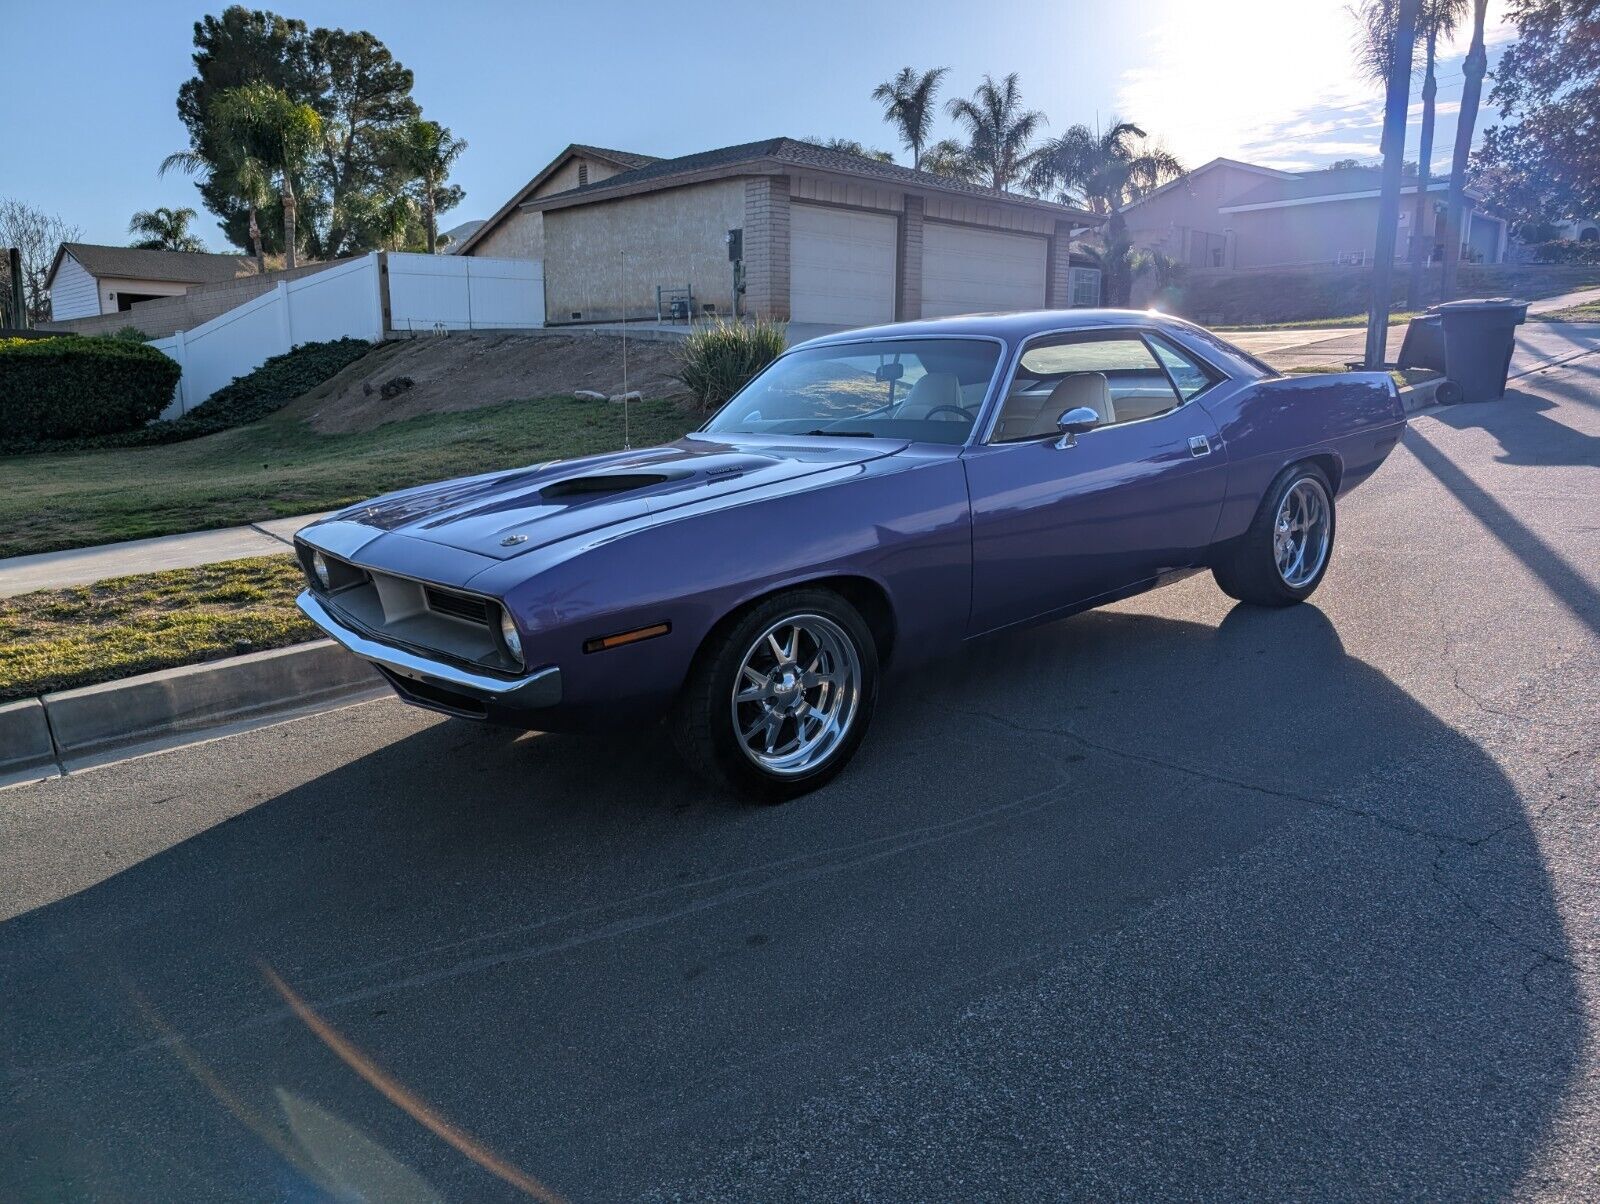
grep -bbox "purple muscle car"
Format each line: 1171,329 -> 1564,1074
296,311 -> 1406,799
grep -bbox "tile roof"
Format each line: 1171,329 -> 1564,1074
455,143 -> 659,255
53,243 -> 258,286
528,137 -> 1098,220
1223,166 -> 1414,208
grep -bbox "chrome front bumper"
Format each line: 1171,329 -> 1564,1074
296,591 -> 562,708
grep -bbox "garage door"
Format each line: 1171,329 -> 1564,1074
922,223 -> 1048,317
790,204 -> 898,327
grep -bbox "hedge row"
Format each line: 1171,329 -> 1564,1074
0,337 -> 373,455
0,337 -> 181,444
1152,263 -> 1600,325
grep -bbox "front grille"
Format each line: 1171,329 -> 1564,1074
425,586 -> 492,626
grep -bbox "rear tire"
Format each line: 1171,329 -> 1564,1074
670,588 -> 879,802
1213,462 -> 1336,607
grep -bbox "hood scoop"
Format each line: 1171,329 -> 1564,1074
540,472 -> 673,500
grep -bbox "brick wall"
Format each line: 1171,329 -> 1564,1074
41,257 -> 355,339
1045,220 -> 1077,309
897,196 -> 924,320
743,176 -> 791,320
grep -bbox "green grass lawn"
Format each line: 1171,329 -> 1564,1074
1215,311 -> 1424,332
0,555 -> 316,701
1529,301 -> 1600,322
0,396 -> 699,559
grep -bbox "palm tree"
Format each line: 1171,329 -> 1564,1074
1440,0 -> 1490,298
160,148 -> 272,271
210,82 -> 322,269
806,136 -> 896,163
946,73 -> 1047,192
1355,0 -> 1466,306
1030,122 -> 1184,304
872,66 -> 949,170
127,206 -> 207,252
389,119 -> 468,253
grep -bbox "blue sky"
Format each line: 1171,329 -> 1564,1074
1,0 -> 1514,250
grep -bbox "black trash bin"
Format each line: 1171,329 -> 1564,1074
1432,297 -> 1528,403
1397,312 -> 1446,373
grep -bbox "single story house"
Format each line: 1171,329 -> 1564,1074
465,138 -> 1102,327
1123,158 -> 1508,272
45,243 -> 260,321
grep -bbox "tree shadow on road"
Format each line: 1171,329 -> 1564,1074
0,603 -> 1584,1201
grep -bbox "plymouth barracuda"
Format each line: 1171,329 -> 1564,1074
295,310 -> 1406,799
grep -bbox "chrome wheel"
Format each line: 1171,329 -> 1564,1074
1273,477 -> 1332,588
730,613 -> 862,778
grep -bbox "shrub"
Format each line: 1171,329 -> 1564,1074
110,325 -> 151,342
0,336 -> 373,454
0,336 -> 180,443
1519,239 -> 1600,265
676,319 -> 787,411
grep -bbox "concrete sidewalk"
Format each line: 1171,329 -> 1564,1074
0,512 -> 329,598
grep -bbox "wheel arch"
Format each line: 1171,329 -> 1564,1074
687,572 -> 899,679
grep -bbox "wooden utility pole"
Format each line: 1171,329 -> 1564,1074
1366,0 -> 1421,369
1440,0 -> 1490,300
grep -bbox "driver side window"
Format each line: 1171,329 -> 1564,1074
993,332 -> 1183,442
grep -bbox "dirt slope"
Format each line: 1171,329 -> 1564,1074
289,332 -> 687,434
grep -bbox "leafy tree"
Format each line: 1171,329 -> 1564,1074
920,138 -> 983,183
872,66 -> 949,169
1029,122 -> 1183,304
127,206 -> 208,252
1474,1 -> 1600,232
946,73 -> 1047,192
173,6 -> 436,259
0,198 -> 84,324
211,82 -> 322,268
806,136 -> 896,163
386,119 -> 467,252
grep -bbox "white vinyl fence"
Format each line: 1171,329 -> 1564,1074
150,251 -> 544,419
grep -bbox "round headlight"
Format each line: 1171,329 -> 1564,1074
500,610 -> 524,663
311,550 -> 331,589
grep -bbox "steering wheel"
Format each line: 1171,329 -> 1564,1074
921,405 -> 973,422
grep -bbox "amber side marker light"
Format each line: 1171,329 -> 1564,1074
583,622 -> 671,653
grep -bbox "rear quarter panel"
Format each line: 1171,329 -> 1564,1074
465,449 -> 973,725
1201,372 -> 1406,543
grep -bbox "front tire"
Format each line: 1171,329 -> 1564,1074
1213,462 -> 1336,607
671,588 -> 879,802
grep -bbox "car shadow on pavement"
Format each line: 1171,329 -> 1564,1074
0,603 -> 1583,1201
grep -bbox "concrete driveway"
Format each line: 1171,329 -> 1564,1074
3,362 -> 1598,1200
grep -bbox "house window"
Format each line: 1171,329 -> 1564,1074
1067,266 -> 1101,308
578,163 -> 589,186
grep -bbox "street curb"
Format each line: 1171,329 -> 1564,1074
1399,378 -> 1446,413
0,699 -> 57,789
34,641 -> 387,776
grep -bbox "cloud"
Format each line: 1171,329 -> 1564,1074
1115,0 -> 1511,173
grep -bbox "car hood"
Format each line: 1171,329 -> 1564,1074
331,434 -> 907,560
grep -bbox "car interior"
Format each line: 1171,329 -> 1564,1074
992,331 -> 1216,443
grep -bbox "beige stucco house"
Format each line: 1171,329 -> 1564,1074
45,243 -> 259,321
1123,157 -> 1508,272
466,138 -> 1102,328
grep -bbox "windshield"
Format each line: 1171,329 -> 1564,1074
703,338 -> 1003,445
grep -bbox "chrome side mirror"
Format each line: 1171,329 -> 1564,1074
1055,406 -> 1101,449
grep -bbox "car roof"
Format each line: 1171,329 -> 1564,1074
792,309 -> 1205,348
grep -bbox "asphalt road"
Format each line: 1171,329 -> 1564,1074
3,361 -> 1598,1202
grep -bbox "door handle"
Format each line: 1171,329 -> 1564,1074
1189,435 -> 1212,457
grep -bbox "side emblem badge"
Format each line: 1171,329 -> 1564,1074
500,534 -> 528,547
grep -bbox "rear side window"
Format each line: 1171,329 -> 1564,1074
995,332 -> 1182,441
1147,334 -> 1218,401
